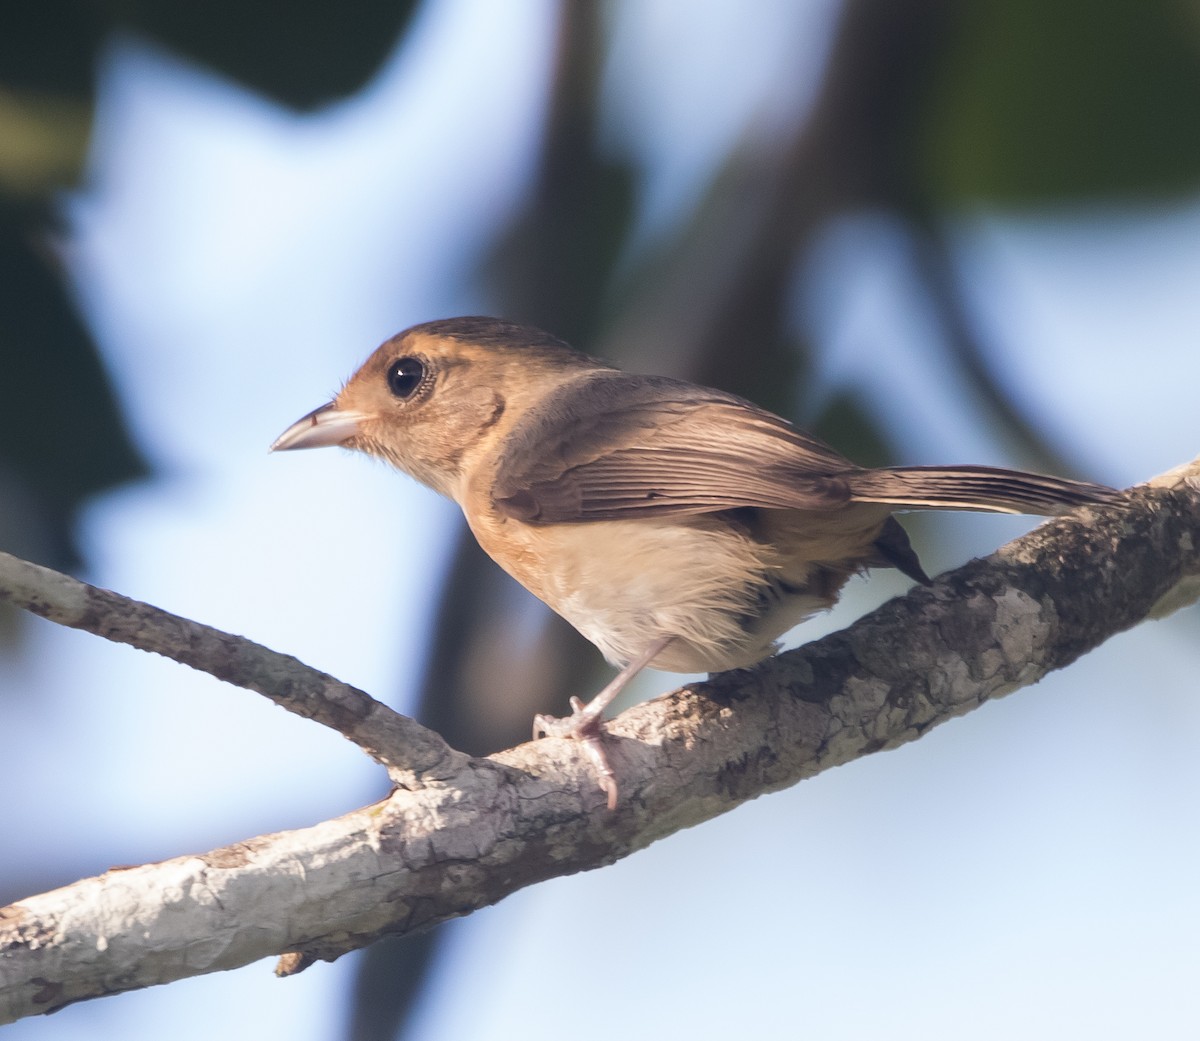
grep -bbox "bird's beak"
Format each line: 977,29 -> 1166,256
270,402 -> 368,452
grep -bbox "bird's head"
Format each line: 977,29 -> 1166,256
270,316 -> 605,502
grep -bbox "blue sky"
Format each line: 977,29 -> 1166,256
4,1 -> 1199,1037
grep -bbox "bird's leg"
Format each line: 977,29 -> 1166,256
533,636 -> 672,810
534,637 -> 670,737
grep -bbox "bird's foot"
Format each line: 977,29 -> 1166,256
531,639 -> 672,811
533,697 -> 619,810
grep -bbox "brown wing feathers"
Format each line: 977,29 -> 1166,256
491,372 -> 1119,524
492,374 -> 856,521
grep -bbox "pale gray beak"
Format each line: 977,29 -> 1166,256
270,402 -> 367,451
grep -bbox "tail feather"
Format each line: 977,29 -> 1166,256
847,465 -> 1121,516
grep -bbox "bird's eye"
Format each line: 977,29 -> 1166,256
386,357 -> 426,399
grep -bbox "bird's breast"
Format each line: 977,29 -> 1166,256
463,506 -> 843,674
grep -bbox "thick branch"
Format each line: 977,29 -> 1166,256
1,463 -> 1197,1023
0,553 -> 467,785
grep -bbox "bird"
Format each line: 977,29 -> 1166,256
271,316 -> 1120,808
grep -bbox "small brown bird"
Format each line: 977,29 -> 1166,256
272,316 -> 1119,807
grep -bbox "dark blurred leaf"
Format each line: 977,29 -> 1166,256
0,3 -> 98,197
0,206 -> 148,569
919,0 -> 1200,201
1,6 -> 136,581
110,0 -> 421,109
0,1 -> 105,95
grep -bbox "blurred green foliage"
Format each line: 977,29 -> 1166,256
110,0 -> 421,108
920,0 -> 1200,202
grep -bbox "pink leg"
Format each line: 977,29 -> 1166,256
533,637 -> 671,810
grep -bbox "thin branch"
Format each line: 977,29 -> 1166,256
0,552 -> 467,786
1,462 -> 1197,1024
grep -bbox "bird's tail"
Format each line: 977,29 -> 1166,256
846,465 -> 1121,515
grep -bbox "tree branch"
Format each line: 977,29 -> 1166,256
0,552 -> 468,786
1,462 -> 1197,1024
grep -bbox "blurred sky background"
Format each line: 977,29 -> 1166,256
2,1 -> 1199,1038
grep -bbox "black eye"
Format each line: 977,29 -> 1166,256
386,357 -> 425,399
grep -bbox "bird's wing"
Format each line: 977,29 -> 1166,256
491,372 -> 859,523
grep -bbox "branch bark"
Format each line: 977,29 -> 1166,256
1,462 -> 1197,1024
0,552 -> 467,787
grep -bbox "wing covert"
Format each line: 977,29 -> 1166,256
491,372 -> 858,523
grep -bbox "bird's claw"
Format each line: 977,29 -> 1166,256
532,696 -> 592,739
533,702 -> 619,810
